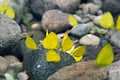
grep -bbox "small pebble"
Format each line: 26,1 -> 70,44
93,15 -> 102,25
79,34 -> 100,46
32,23 -> 41,30
89,3 -> 100,14
73,14 -> 82,22
0,56 -> 8,73
86,14 -> 96,20
17,72 -> 29,80
26,13 -> 33,21
79,4 -> 89,14
93,0 -> 102,6
79,18 -> 90,23
75,10 -> 83,16
97,10 -> 103,15
86,22 -> 95,29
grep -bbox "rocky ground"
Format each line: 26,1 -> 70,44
0,0 -> 120,80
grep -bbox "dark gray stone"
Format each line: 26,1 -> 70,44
102,0 -> 120,16
109,32 -> 120,48
29,0 -> 57,18
55,0 -> 81,13
29,0 -> 81,18
70,24 -> 90,37
0,14 -> 21,54
23,45 -> 75,80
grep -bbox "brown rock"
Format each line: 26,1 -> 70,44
0,56 -> 8,73
47,60 -> 108,80
4,55 -> 22,69
41,10 -> 71,33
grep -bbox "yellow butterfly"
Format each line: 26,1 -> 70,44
70,46 -> 86,62
62,34 -> 73,52
46,49 -> 61,62
0,0 -> 8,13
116,15 -> 120,31
0,0 -> 15,19
5,7 -> 15,19
100,12 -> 114,29
95,43 -> 114,66
43,32 -> 59,49
68,14 -> 78,27
25,35 -> 38,50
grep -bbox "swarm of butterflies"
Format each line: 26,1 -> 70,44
24,11 -> 120,67
0,0 -> 15,19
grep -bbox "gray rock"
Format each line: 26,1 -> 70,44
0,14 -> 21,54
108,60 -> 120,80
32,30 -> 45,44
93,0 -> 102,6
48,60 -> 108,80
75,10 -> 83,16
73,14 -> 82,23
97,10 -> 103,15
86,14 -> 96,20
109,32 -> 120,48
79,34 -> 100,46
86,22 -> 95,29
41,10 -> 71,33
23,45 -> 75,80
29,0 -> 57,18
30,0 -> 80,18
79,3 -> 100,15
79,4 -> 89,14
105,30 -> 117,40
70,24 -> 91,37
55,0 -> 81,13
79,18 -> 90,23
89,3 -> 100,15
93,15 -> 102,25
102,0 -> 120,16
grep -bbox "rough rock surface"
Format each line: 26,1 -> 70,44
55,0 -> 81,13
102,0 -> 120,16
29,0 -> 57,18
0,14 -> 21,54
41,10 -> 71,33
30,0 -> 80,18
23,45 -> 75,80
108,60 -> 120,80
47,60 -> 108,80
